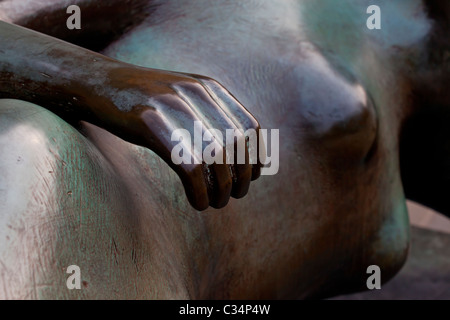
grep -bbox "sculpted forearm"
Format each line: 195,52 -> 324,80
0,20 -> 262,210
0,21 -> 125,124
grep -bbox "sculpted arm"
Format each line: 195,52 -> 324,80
0,21 -> 262,210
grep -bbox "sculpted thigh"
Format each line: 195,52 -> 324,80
0,99 -> 191,299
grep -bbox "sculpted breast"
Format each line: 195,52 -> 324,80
288,48 -> 378,164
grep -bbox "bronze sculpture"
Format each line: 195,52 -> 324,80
0,0 -> 448,299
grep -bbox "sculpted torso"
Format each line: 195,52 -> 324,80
0,0 -> 448,299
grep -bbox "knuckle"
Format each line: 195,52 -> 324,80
172,78 -> 205,93
137,107 -> 161,127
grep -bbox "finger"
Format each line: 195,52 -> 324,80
230,133 -> 252,198
189,75 -> 259,129
200,128 -> 233,208
178,162 -> 211,211
193,76 -> 264,181
139,106 -> 210,210
206,161 -> 233,208
171,81 -> 239,132
156,92 -> 236,207
172,81 -> 252,199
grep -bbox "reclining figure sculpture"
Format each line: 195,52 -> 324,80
0,0 -> 448,299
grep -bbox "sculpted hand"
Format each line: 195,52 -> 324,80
90,67 -> 264,210
0,21 -> 263,210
